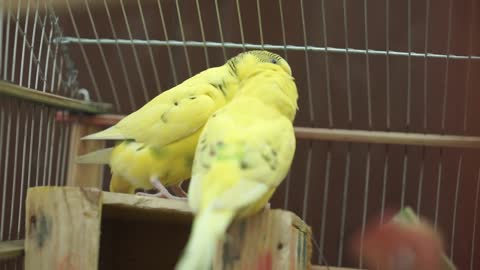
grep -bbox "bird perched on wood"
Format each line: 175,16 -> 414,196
175,52 -> 298,270
350,207 -> 456,270
77,50 -> 294,199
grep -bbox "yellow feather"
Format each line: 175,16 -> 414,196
176,57 -> 298,270
80,126 -> 127,141
76,147 -> 113,164
79,50 -> 292,195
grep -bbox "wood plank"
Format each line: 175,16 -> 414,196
0,80 -> 111,114
57,113 -> 480,148
24,187 -> 311,269
216,210 -> 311,270
311,266 -> 361,270
25,187 -> 103,270
66,122 -> 106,188
0,240 -> 24,261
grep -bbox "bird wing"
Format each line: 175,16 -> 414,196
82,81 -> 225,148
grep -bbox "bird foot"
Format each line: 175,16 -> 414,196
171,182 -> 188,197
135,177 -> 186,200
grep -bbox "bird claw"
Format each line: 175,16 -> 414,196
135,177 -> 187,201
171,182 -> 188,197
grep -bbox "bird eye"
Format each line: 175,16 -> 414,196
270,59 -> 277,64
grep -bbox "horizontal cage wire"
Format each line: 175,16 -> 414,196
1,0 -> 480,269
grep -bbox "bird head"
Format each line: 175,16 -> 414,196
227,50 -> 292,79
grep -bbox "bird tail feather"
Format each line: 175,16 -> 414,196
81,127 -> 127,140
76,148 -> 113,164
175,208 -> 234,270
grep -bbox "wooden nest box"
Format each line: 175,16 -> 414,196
24,187 -> 312,270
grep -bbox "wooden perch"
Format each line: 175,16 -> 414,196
56,112 -> 480,149
0,240 -> 24,261
24,187 -> 311,270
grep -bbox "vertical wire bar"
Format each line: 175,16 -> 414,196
83,0 -> 121,109
48,13 -> 59,94
213,0 -> 227,61
364,2 -> 372,128
102,0 -> 136,111
380,149 -> 389,222
47,111 -> 57,186
0,0 -> 4,77
450,156 -> 462,259
27,3 -> 40,89
7,101 -> 20,240
423,0 -> 430,131
416,148 -> 426,214
2,0 -> 11,80
342,0 -> 353,124
256,0 -> 264,49
359,148 -> 371,269
54,116 -> 65,186
0,101 -> 10,241
235,0 -> 246,52
60,123 -> 71,186
318,0 -> 333,261
381,0 -> 391,222
16,102 -> 30,240
339,0 -> 353,264
400,0 -> 413,209
136,0 -> 162,92
298,2 -> 316,254
63,0 -> 102,101
42,18 -> 53,91
34,10 -> 48,90
195,0 -> 211,67
301,144 -> 313,221
441,0 -> 454,131
156,0 -> 179,85
47,69 -> 57,186
299,0 -> 315,123
174,0 -> 192,77
318,147 -> 331,262
34,109 -> 44,186
470,167 -> 480,270
463,0 -> 476,133
434,160 -> 443,229
400,153 -> 408,207
418,0 -> 431,215
283,171 -> 291,209
385,0 -> 391,130
435,0 -> 454,230
56,55 -> 64,96
464,5 -> 476,266
26,105 -> 36,190
19,0 -> 31,86
10,0 -> 22,82
406,0 -> 412,128
118,0 -> 150,103
41,108 -> 53,186
338,150 -> 351,266
359,0 -> 374,266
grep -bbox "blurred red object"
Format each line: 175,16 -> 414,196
350,210 -> 445,270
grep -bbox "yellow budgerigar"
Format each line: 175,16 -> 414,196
175,53 -> 298,269
77,50 -> 293,198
